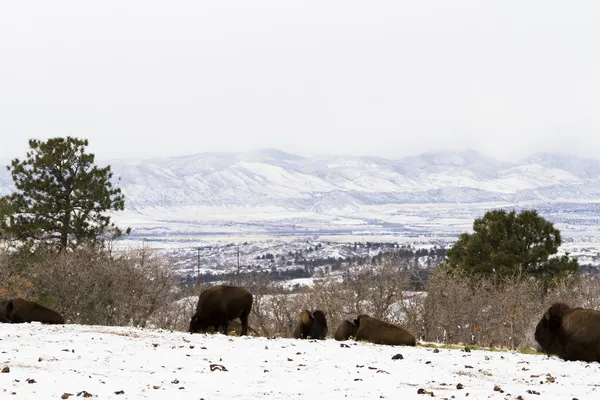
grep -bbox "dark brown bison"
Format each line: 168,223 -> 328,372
189,285 -> 253,336
0,299 -> 9,323
5,298 -> 65,324
535,302 -> 600,362
353,314 -> 416,346
334,319 -> 357,341
292,309 -> 328,340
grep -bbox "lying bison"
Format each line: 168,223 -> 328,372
292,309 -> 328,340
353,315 -> 416,346
535,302 -> 600,362
334,319 -> 356,341
5,298 -> 65,324
189,285 -> 253,336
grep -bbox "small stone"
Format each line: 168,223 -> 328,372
1,366 -> 9,373
456,383 -> 464,389
61,394 -> 72,399
391,354 -> 404,360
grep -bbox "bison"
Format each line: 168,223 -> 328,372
334,319 -> 357,341
535,302 -> 600,362
292,309 -> 328,340
5,298 -> 65,324
353,314 -> 416,346
189,285 -> 253,336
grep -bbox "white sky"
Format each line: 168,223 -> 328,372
1,0 -> 599,162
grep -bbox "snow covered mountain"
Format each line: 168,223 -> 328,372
1,149 -> 600,212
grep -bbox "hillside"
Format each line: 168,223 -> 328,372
0,322 -> 597,399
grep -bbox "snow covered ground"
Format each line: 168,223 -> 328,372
1,323 -> 599,399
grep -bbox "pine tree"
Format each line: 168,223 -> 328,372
0,137 -> 130,251
446,209 -> 578,282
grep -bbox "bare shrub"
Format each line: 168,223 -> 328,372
421,265 -> 591,350
23,244 -> 178,327
213,254 -> 424,339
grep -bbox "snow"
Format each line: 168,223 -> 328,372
1,323 -> 600,399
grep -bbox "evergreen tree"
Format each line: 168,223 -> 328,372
446,209 -> 578,282
0,137 -> 130,251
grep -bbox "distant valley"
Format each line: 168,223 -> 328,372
2,149 -> 600,240
3,148 -> 600,277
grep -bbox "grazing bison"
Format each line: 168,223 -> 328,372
0,299 -> 9,323
292,309 -> 328,340
334,319 -> 357,341
189,285 -> 253,336
5,298 -> 65,324
353,314 -> 416,346
535,302 -> 600,362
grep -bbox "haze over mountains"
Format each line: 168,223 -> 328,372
2,149 -> 600,212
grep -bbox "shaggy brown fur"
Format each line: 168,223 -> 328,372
535,302 -> 600,362
6,298 -> 65,324
334,319 -> 357,341
353,314 -> 416,346
292,309 -> 328,340
189,285 -> 253,336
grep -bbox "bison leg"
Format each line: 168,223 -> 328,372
221,316 -> 229,336
240,313 -> 249,336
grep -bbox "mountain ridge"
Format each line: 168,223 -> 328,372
1,149 -> 600,212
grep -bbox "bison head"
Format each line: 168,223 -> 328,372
310,310 -> 328,339
297,309 -> 328,339
535,302 -> 571,354
189,314 -> 209,334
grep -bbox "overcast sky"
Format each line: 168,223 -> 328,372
1,0 -> 599,163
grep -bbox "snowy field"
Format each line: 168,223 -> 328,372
1,323 -> 600,399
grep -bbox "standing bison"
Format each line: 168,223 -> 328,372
535,302 -> 600,362
353,314 -> 416,346
189,285 -> 253,336
5,298 -> 65,324
334,319 -> 357,341
292,309 -> 328,340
